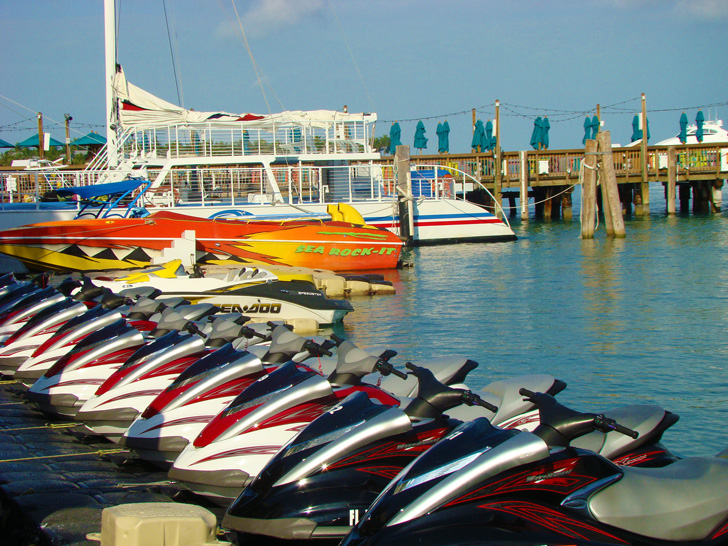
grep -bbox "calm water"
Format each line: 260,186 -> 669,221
334,204 -> 728,458
1,197 -> 725,458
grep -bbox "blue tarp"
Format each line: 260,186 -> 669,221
57,179 -> 149,199
56,179 -> 152,219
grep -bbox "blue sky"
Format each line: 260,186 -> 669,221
1,0 -> 727,153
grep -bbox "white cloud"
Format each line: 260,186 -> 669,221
674,0 -> 728,20
240,0 -> 326,36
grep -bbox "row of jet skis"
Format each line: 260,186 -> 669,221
0,272 -> 727,546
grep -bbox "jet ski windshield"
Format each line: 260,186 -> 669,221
220,361 -> 317,417
115,330 -> 191,372
282,391 -> 391,458
166,343 -> 244,390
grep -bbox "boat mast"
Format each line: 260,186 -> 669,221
104,0 -> 118,167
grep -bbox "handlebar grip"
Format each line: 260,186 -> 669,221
519,388 -> 536,398
615,423 -> 640,439
405,361 -> 419,372
477,398 -> 499,413
380,349 -> 398,361
391,367 -> 407,380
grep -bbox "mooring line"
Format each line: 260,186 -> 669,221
0,422 -> 78,432
0,448 -> 129,463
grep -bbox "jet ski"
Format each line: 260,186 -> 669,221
222,364 -> 566,540
0,283 -> 143,377
12,293 -> 172,384
75,323 -> 334,443
339,390 -> 698,546
119,328 -> 344,467
168,344 -> 479,506
24,303 -> 219,418
91,260 -> 354,325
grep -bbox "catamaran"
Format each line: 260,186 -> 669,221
0,0 -> 516,248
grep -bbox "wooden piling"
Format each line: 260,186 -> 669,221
712,180 -> 723,212
494,99 -> 503,218
519,151 -> 528,220
667,147 -> 677,214
580,139 -> 598,239
597,131 -> 626,237
395,145 -> 414,246
639,93 -> 650,215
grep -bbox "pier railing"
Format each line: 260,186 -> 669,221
383,143 -> 727,189
0,143 -> 725,210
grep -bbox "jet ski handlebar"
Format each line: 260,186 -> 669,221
403,362 -> 498,417
519,388 -> 639,447
302,338 -> 334,358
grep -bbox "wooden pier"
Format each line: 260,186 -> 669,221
378,140 -> 728,220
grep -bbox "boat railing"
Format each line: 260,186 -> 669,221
0,167 -> 84,210
87,119 -> 376,166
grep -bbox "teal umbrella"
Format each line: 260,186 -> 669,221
436,121 -> 450,153
16,133 -> 64,148
389,122 -> 402,155
71,132 -> 106,146
631,115 -> 650,142
0,138 -> 13,148
471,119 -> 486,152
696,110 -> 705,142
485,120 -> 495,151
582,116 -> 592,144
530,117 -> 544,150
413,120 -> 428,151
541,117 -> 550,149
631,115 -> 641,142
679,112 -> 688,144
591,115 -> 600,140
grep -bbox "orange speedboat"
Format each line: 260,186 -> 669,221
0,209 -> 403,273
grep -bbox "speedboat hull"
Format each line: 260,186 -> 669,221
0,211 -> 403,272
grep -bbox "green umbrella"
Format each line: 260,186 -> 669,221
436,121 -> 450,153
582,116 -> 592,145
541,117 -> 550,149
631,115 -> 641,142
16,133 -> 64,148
471,119 -> 486,152
389,122 -> 402,155
413,120 -> 428,151
0,138 -> 14,148
679,112 -> 688,144
591,115 -> 600,139
485,120 -> 495,151
530,117 -> 544,150
71,132 -> 107,146
696,110 -> 705,142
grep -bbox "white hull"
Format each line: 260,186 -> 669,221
0,197 -> 513,243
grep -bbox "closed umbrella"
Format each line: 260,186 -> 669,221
471,119 -> 486,152
631,115 -> 641,143
413,120 -> 428,152
631,115 -> 650,143
591,115 -> 600,140
485,120 -> 495,151
530,117 -> 544,150
437,121 -> 450,153
583,116 -> 592,145
696,110 -> 705,142
389,122 -> 402,155
679,112 -> 688,144
541,117 -> 550,149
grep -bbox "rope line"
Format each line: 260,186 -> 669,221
0,448 -> 128,464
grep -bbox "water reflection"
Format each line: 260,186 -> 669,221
333,210 -> 728,456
